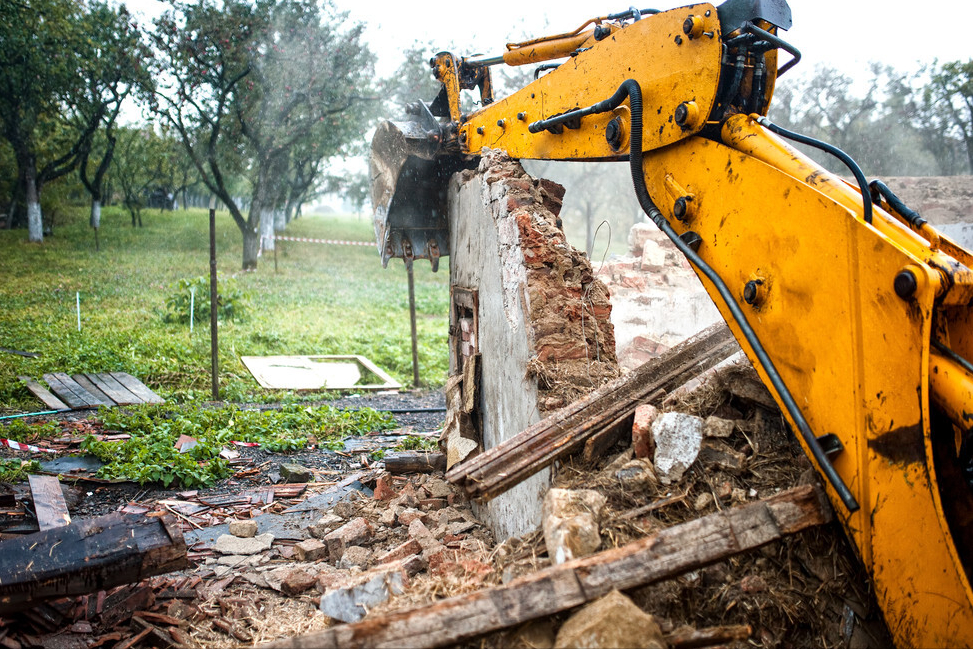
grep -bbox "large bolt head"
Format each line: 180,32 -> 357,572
894,269 -> 918,299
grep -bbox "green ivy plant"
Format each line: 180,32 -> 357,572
163,276 -> 251,325
0,459 -> 41,483
81,403 -> 395,488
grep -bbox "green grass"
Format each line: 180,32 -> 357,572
0,205 -> 450,413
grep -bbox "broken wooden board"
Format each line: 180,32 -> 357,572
0,512 -> 188,614
16,376 -> 68,410
28,474 -> 71,531
19,372 -> 163,411
261,485 -> 830,649
241,355 -> 401,391
447,321 -> 739,500
384,452 -> 447,475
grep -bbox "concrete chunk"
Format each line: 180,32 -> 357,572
319,570 -> 406,623
652,411 -> 704,484
542,488 -> 607,565
228,519 -> 258,539
213,532 -> 274,556
553,590 -> 666,649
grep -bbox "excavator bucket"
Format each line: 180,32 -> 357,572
370,103 -> 473,272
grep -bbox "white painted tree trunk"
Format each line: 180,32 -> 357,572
260,208 -> 275,251
27,201 -> 42,242
26,170 -> 42,242
274,208 -> 285,231
90,200 -> 101,230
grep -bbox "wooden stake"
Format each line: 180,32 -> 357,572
209,208 -> 219,401
407,262 -> 420,388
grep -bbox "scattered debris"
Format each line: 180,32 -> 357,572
263,486 -> 830,648
446,321 -> 739,500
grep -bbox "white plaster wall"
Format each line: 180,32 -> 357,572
447,173 -> 550,541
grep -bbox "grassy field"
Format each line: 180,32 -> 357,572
0,204 -> 451,413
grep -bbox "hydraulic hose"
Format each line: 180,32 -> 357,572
755,116 -> 873,225
547,79 -> 860,511
869,179 -> 926,229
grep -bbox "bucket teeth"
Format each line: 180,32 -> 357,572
370,117 -> 474,270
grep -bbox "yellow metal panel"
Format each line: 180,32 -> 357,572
461,4 -> 722,160
641,136 -> 973,648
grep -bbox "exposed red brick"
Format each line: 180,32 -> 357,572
281,569 -> 317,596
373,476 -> 396,501
324,517 -> 373,560
632,404 -> 660,459
376,539 -> 422,565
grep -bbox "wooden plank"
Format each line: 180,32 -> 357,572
261,485 -> 830,649
41,373 -> 96,409
87,373 -> 141,405
28,475 -> 71,531
384,452 -> 447,475
18,376 -> 69,410
71,374 -> 116,407
447,322 -> 739,500
110,372 -> 164,404
0,512 -> 188,614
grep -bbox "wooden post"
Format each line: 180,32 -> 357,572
407,262 -> 420,388
209,208 -> 219,401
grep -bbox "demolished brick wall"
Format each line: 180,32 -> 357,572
444,149 -> 618,539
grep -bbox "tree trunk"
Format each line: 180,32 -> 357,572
242,227 -> 260,270
90,200 -> 101,230
274,208 -> 285,231
260,207 -> 275,251
25,164 -> 42,243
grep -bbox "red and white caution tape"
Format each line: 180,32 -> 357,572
2,438 -> 58,454
274,236 -> 374,247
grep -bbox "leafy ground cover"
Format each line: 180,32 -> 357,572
80,402 -> 395,487
0,205 -> 451,413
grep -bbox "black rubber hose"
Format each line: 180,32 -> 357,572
756,116 -> 873,225
870,179 -> 926,229
616,79 -> 861,513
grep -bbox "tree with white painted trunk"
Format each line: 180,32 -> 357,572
1,0 -> 90,241
0,0 -> 147,242
153,0 -> 376,270
77,2 -> 151,239
233,0 -> 377,256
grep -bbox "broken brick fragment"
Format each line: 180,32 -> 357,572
376,539 -> 422,565
632,404 -> 660,459
280,570 -> 317,596
294,538 -> 328,562
324,517 -> 373,560
372,476 -> 396,501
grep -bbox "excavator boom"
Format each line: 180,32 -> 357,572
370,1 -> 973,645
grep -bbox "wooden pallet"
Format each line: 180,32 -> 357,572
19,372 -> 164,411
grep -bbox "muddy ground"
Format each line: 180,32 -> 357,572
0,379 -> 892,649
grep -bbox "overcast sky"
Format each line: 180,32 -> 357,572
130,0 -> 972,80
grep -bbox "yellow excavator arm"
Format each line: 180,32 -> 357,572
370,1 -> 973,645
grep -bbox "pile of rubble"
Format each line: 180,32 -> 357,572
0,357 -> 892,649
